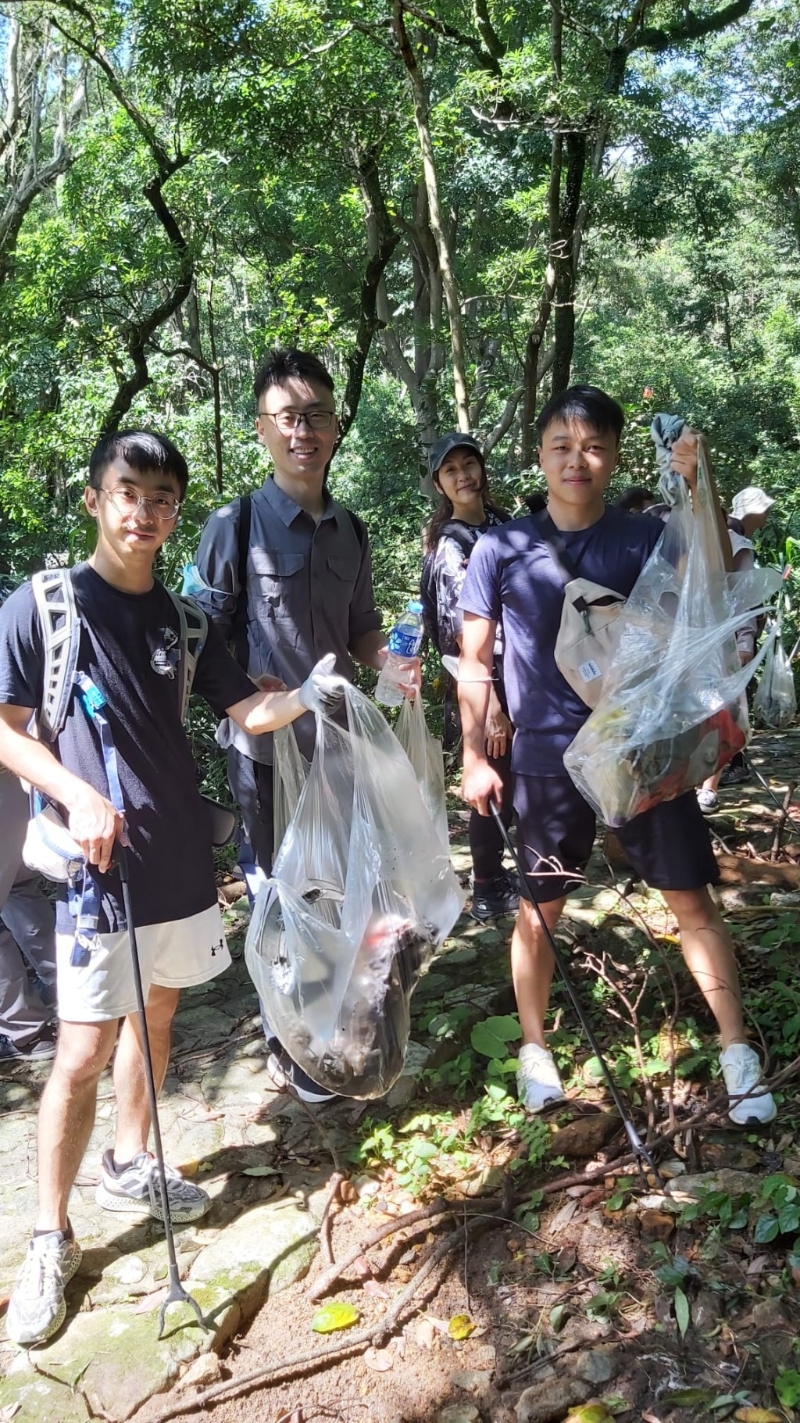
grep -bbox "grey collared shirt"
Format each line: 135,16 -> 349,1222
192,476 -> 382,762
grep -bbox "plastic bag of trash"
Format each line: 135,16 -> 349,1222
753,620 -> 797,729
564,426 -> 781,826
245,684 -> 464,1098
395,693 -> 448,848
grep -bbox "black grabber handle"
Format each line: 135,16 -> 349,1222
488,800 -> 661,1180
116,845 -> 207,1338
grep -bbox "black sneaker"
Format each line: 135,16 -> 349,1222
265,1044 -> 339,1105
470,871 -> 520,923
0,1023 -> 58,1062
719,758 -> 751,787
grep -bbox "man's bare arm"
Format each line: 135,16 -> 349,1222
226,685 -> 307,736
459,613 -> 504,814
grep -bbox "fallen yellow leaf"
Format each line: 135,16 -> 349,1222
448,1313 -> 476,1340
311,1302 -> 360,1333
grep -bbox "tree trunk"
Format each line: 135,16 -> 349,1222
392,1 -> 470,430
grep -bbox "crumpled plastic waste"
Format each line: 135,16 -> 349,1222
564,418 -> 782,826
245,683 -> 464,1098
753,620 -> 796,729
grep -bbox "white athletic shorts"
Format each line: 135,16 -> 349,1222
56,902 -> 231,1023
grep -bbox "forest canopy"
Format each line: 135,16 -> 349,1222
1,0 -> 798,604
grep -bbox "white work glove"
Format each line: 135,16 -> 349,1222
299,653 -> 348,715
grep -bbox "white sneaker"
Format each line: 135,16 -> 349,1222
720,1044 -> 777,1127
6,1227 -> 82,1347
96,1151 -> 211,1222
517,1043 -> 566,1114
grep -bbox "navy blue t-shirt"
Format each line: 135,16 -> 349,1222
0,564 -> 257,930
459,508 -> 663,774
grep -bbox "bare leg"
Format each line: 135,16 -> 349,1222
511,896 -> 567,1047
36,1020 -> 119,1232
661,886 -> 746,1050
112,985 -> 180,1162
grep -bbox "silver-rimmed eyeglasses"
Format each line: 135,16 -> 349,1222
100,486 -> 181,520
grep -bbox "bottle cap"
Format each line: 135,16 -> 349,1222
407,600 -> 423,614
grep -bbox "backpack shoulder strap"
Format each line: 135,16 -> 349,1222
346,507 -> 367,550
168,592 -> 208,725
530,510 -> 581,586
232,493 -> 252,669
439,521 -> 481,558
32,569 -> 81,742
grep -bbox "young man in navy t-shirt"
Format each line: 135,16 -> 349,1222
0,430 -> 346,1347
459,386 -> 775,1130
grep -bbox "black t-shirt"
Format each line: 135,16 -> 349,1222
0,564 -> 257,930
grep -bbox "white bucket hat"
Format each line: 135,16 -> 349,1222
731,486 -> 775,519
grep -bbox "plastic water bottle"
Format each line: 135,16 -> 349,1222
375,601 -> 424,707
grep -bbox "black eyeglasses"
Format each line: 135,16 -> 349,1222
101,487 -> 181,520
259,410 -> 336,433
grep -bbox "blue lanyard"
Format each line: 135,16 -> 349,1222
68,673 -> 127,966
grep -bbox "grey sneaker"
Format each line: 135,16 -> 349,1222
96,1151 -> 210,1222
6,1227 -> 82,1346
0,1023 -> 58,1062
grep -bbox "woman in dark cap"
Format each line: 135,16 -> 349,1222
422,433 -> 518,923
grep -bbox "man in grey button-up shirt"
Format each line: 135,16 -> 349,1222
192,348 -> 394,879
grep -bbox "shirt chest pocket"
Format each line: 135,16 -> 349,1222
249,549 -> 305,615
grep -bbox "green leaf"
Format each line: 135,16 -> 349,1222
471,1016 -> 522,1058
550,1303 -> 568,1332
775,1369 -> 800,1408
311,1302 -> 360,1333
778,1203 -> 800,1234
674,1285 -> 690,1338
754,1214 -> 780,1244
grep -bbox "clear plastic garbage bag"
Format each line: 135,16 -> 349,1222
564,434 -> 782,827
395,694 -> 448,849
754,621 -> 797,729
245,685 -> 465,1098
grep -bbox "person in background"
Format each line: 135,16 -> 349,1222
0,576 -> 58,1059
615,486 -> 655,514
696,485 -> 774,810
423,433 -> 518,923
0,769 -> 58,1059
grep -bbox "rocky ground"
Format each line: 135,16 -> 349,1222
1,730 -> 799,1423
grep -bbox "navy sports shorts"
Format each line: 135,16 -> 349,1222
512,772 -> 719,904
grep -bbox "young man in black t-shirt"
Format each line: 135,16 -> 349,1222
0,430 -> 346,1347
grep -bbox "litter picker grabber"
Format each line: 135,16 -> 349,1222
489,801 -> 661,1183
116,845 -> 207,1340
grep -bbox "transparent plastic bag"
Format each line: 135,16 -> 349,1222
564,434 -> 782,826
753,621 -> 797,729
245,684 -> 464,1098
395,694 -> 448,849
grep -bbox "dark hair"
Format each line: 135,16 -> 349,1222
536,384 -> 625,444
254,348 -> 334,406
88,430 -> 189,499
425,451 -> 505,552
615,485 -> 654,513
